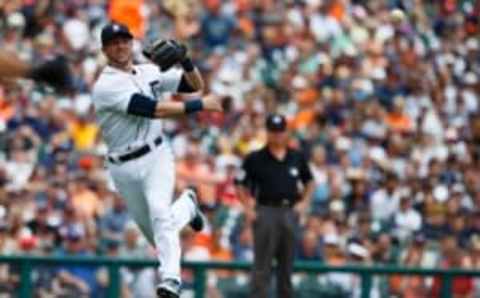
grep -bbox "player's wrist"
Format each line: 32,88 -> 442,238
180,57 -> 195,72
184,98 -> 203,114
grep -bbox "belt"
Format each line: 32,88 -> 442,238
108,136 -> 162,164
258,198 -> 293,208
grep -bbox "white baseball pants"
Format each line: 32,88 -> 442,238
107,142 -> 196,282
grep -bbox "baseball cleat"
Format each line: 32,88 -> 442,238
186,188 -> 206,232
157,288 -> 179,298
156,279 -> 180,298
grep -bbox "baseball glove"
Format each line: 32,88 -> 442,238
143,39 -> 187,72
28,55 -> 73,93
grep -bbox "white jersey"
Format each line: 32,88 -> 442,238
92,64 -> 182,153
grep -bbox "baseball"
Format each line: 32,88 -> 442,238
390,9 -> 406,23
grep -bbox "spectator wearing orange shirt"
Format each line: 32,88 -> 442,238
70,177 -> 102,219
176,144 -> 222,205
384,96 -> 414,134
0,91 -> 15,125
209,228 -> 232,262
291,76 -> 318,133
109,0 -> 146,38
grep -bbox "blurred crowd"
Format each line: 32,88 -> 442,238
0,0 -> 479,297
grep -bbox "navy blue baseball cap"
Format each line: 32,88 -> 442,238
101,22 -> 133,46
266,114 -> 287,132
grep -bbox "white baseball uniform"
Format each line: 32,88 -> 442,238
92,64 -> 196,283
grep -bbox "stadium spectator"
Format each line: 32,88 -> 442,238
393,196 -> 422,242
297,229 -> 322,262
231,223 -> 253,262
431,247 -> 474,298
53,226 -> 98,297
120,222 -> 157,298
390,245 -> 430,298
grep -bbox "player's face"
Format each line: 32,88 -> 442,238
103,36 -> 133,66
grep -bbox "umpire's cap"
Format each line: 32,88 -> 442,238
266,114 -> 287,132
101,22 -> 133,46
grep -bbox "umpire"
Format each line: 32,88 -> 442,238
236,114 -> 314,298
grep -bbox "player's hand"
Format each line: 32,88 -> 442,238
202,94 -> 223,112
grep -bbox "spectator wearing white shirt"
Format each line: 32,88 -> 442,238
370,173 -> 401,223
309,144 -> 330,211
119,223 -> 156,298
393,197 -> 422,243
309,3 -> 342,43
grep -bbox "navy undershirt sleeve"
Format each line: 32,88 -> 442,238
177,74 -> 196,93
126,93 -> 157,118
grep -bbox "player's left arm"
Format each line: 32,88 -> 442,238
177,57 -> 204,93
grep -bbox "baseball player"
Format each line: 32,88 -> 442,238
92,22 -> 222,298
0,49 -> 72,92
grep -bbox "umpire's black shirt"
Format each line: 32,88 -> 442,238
237,146 -> 313,206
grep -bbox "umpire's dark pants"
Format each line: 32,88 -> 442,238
250,204 -> 296,298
